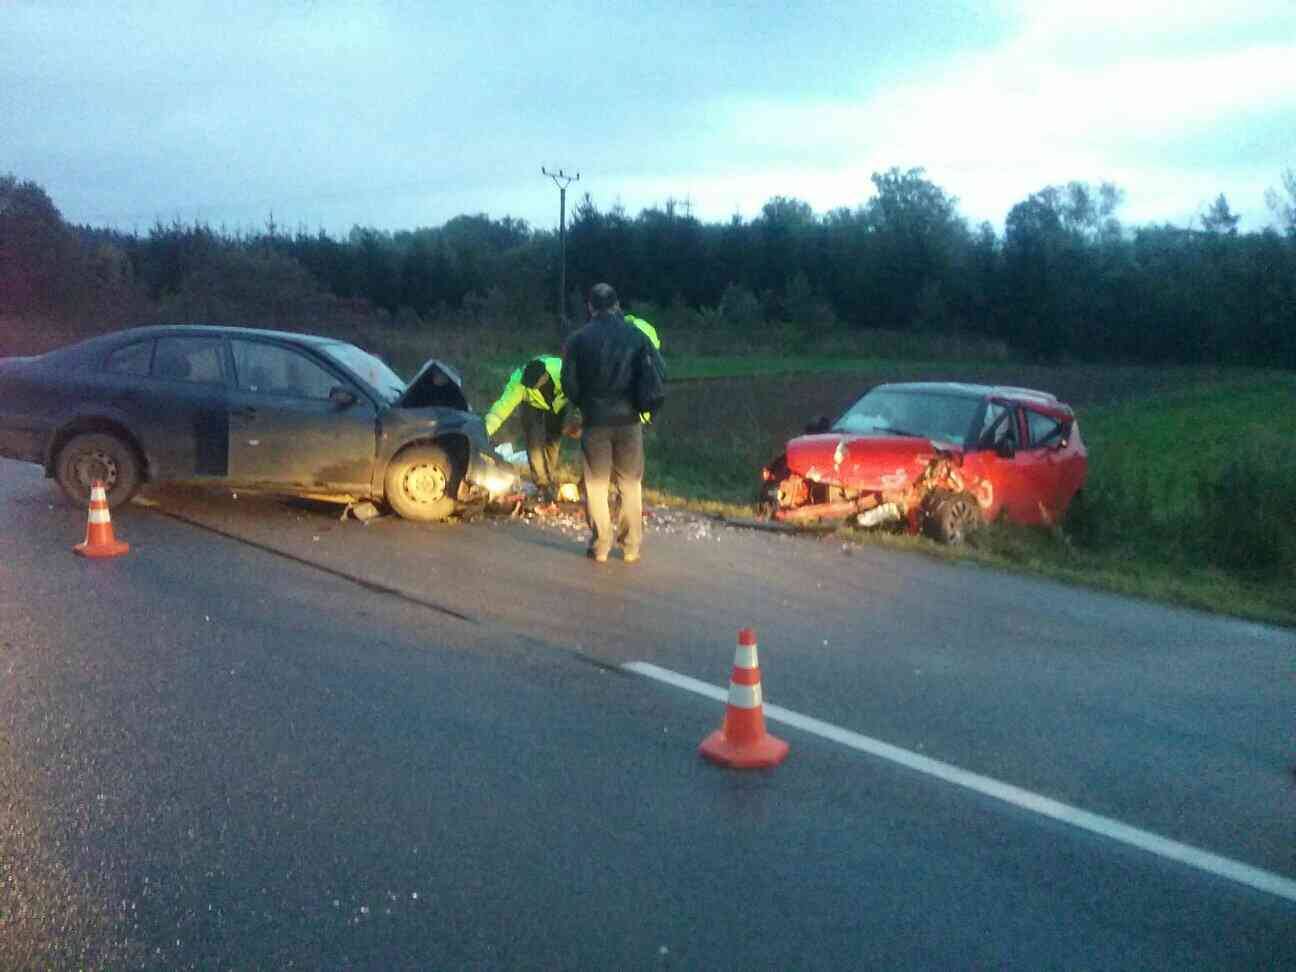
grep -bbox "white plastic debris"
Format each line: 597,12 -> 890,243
494,442 -> 529,468
342,500 -> 383,523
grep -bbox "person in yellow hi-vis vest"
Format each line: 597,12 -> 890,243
483,355 -> 570,501
622,307 -> 661,424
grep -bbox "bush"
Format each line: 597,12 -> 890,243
1062,461 -> 1171,554
719,282 -> 762,327
1194,431 -> 1296,576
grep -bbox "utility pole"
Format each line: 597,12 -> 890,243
542,166 -> 579,339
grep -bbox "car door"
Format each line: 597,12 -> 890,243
1022,407 -> 1083,518
104,335 -> 232,479
226,337 -> 377,493
969,400 -> 1036,523
978,402 -> 1076,525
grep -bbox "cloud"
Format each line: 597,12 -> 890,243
676,11 -> 1296,230
3,0 -> 1292,234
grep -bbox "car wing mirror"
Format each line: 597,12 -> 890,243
804,415 -> 831,434
329,386 -> 357,407
995,439 -> 1016,459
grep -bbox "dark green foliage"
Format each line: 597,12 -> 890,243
3,170 -> 1296,371
1058,381 -> 1296,587
1194,431 -> 1296,576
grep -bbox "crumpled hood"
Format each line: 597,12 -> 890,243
785,433 -> 952,491
393,359 -> 468,412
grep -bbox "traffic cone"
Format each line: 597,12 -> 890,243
699,627 -> 789,768
73,480 -> 130,559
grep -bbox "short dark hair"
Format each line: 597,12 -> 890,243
588,282 -> 618,312
521,358 -> 548,387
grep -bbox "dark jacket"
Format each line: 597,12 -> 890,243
561,311 -> 657,427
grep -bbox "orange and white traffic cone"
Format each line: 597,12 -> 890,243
73,480 -> 130,559
699,627 -> 789,769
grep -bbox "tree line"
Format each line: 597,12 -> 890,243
2,168 -> 1294,365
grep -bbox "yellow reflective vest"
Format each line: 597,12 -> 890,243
625,314 -> 661,351
483,355 -> 567,437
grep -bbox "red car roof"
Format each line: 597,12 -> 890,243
875,382 -> 1075,421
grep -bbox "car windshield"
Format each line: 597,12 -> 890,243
833,388 -> 983,447
319,342 -> 406,404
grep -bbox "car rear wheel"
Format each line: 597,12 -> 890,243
55,432 -> 141,510
383,444 -> 460,522
923,489 -> 982,544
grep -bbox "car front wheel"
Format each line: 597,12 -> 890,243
923,489 -> 983,544
55,432 -> 141,509
383,444 -> 460,522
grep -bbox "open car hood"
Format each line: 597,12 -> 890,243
785,433 -> 951,491
393,359 -> 469,412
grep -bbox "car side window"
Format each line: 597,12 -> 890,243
152,337 -> 225,383
979,402 -> 1018,449
105,340 -> 154,376
1026,409 -> 1064,448
231,339 -> 340,400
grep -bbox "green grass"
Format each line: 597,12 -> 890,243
669,355 -> 915,380
1077,380 -> 1287,518
945,380 -> 1296,626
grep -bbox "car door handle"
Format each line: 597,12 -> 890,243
231,407 -> 257,420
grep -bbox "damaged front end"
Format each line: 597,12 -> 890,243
759,434 -> 987,542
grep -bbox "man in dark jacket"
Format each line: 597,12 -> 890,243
561,282 -> 664,564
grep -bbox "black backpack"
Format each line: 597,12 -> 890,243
633,342 -> 666,415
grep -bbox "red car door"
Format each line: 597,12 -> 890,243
967,402 -> 1085,527
1013,407 -> 1069,524
1025,407 -> 1086,519
968,401 -> 1049,525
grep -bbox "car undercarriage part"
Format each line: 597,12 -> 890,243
857,502 -> 903,528
766,452 -> 987,543
341,500 -> 384,523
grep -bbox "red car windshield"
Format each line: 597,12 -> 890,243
833,389 -> 984,448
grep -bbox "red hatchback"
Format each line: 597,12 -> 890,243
759,382 -> 1087,543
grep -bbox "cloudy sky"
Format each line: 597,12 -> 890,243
5,1 -> 1294,237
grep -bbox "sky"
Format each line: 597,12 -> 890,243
4,0 -> 1294,238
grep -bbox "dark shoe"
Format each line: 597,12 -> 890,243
586,547 -> 608,563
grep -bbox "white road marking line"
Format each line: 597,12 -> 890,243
624,661 -> 1296,904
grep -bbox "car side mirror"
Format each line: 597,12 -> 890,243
329,386 -> 357,408
805,415 -> 831,434
995,439 -> 1016,459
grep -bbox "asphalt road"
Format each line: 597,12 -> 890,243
2,459 -> 1293,970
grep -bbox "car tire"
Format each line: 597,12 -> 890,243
923,489 -> 982,545
383,444 -> 460,522
55,432 -> 142,510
